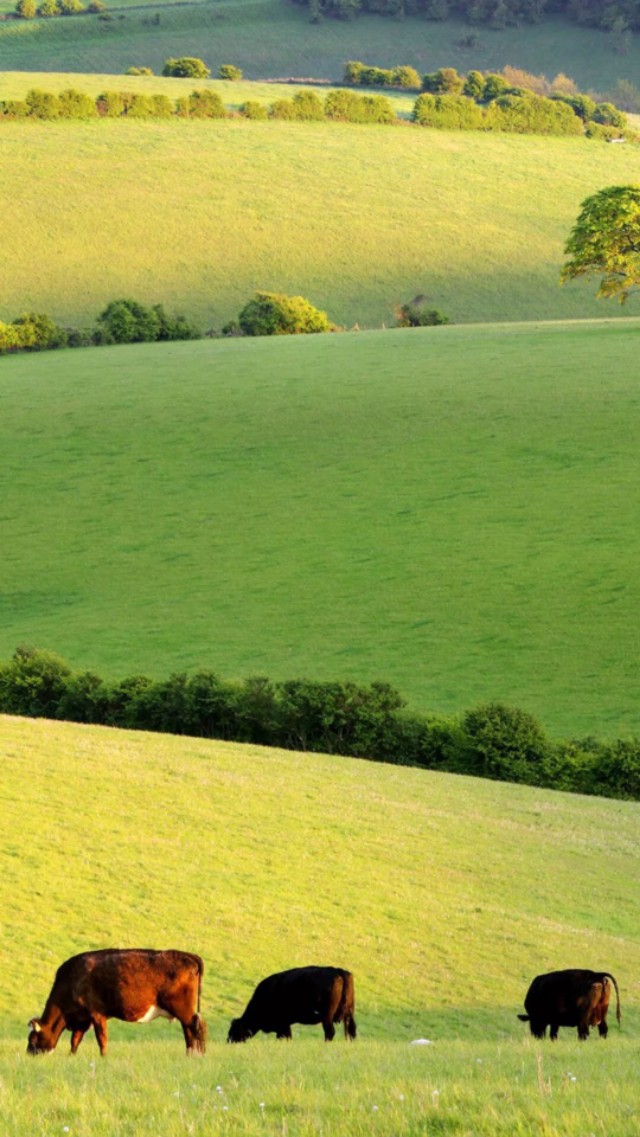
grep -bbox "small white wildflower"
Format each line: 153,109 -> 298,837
570,1076 -> 577,1083
372,1105 -> 379,1112
223,1106 -> 228,1112
173,1091 -> 180,1098
216,1085 -> 223,1094
259,1102 -> 265,1110
410,1038 -> 433,1046
476,1059 -> 482,1064
63,1129 -> 70,1134
398,1093 -> 405,1101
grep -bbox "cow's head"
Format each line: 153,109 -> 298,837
227,1018 -> 253,1043
27,1018 -> 54,1054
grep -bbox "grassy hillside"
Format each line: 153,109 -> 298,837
1,115 -> 640,331
3,321 -> 640,738
0,0 -> 639,93
1,714 -> 639,1134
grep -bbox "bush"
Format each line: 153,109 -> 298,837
0,99 -> 29,119
396,296 -> 449,326
412,92 -> 484,129
358,94 -> 395,123
58,0 -> 85,13
422,67 -> 464,94
96,90 -> 127,117
239,100 -> 268,120
269,98 -> 300,120
25,89 -> 60,119
592,101 -> 627,129
392,65 -> 421,89
487,92 -> 583,135
125,94 -> 154,118
186,89 -> 226,119
481,73 -> 509,101
162,57 -> 210,79
152,304 -> 200,340
11,312 -> 68,350
218,64 -> 242,80
95,298 -> 161,343
15,0 -> 36,16
462,69 -> 485,99
455,702 -> 551,785
324,88 -> 363,120
0,647 -> 71,718
148,93 -> 173,118
126,66 -> 154,76
237,291 -> 335,336
343,60 -> 365,84
37,0 -> 60,13
57,88 -> 97,118
291,89 -> 325,120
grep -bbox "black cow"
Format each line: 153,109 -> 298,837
228,966 -> 356,1042
518,968 -> 621,1041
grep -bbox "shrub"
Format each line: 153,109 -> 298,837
95,298 -> 161,343
0,321 -> 22,352
422,67 -> 464,94
487,92 -> 583,135
58,0 -> 85,13
396,296 -> 449,326
187,89 -> 226,119
148,94 -> 173,118
218,64 -> 242,80
162,57 -> 210,79
412,92 -> 484,129
392,65 -> 421,89
87,0 -> 106,10
324,88 -> 362,120
12,312 -> 68,349
0,647 -> 71,718
237,291 -> 335,336
152,304 -> 200,340
239,100 -> 268,120
455,702 -> 551,785
269,98 -> 300,120
15,0 -> 36,16
25,89 -> 60,118
462,69 -> 485,99
592,101 -> 627,129
96,90 -> 127,117
125,93 -> 154,118
482,73 -> 509,100
292,89 -> 325,120
37,0 -> 60,13
0,99 -> 29,118
343,60 -> 365,84
57,88 -> 97,118
358,94 -> 395,123
126,66 -> 153,76
552,92 -> 596,120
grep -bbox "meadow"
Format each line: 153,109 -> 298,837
3,320 -> 640,739
1,0 -> 640,94
1,113 -> 640,332
1,713 -> 639,1134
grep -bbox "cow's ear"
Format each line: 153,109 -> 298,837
28,1018 -> 41,1032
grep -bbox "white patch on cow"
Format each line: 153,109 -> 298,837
136,1005 -> 172,1024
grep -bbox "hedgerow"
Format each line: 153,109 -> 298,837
1,647 -> 638,802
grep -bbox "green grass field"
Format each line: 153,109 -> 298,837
1,0 -> 640,93
1,114 -> 640,332
3,320 -> 640,739
1,714 -> 639,1134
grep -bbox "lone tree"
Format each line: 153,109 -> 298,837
560,185 -> 640,303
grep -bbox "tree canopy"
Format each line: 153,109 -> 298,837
560,185 -> 640,303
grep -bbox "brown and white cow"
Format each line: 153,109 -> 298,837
27,948 -> 206,1056
518,968 -> 621,1041
228,966 -> 356,1043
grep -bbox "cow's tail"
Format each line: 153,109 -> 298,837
192,954 -> 207,1053
337,971 -> 356,1039
603,973 -> 621,1025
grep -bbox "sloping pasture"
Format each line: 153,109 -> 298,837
1,0 -> 640,93
1,114 -> 640,331
2,321 -> 640,738
1,714 -> 638,1134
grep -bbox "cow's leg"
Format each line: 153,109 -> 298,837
549,1024 -> 559,1042
577,1022 -> 590,1041
322,1019 -> 336,1042
530,1020 -> 546,1040
182,1014 -> 206,1055
70,1027 -> 88,1054
91,1015 -> 108,1056
276,1026 -> 292,1040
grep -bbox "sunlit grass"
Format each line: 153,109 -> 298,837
1,714 -> 639,1134
0,114 -> 639,331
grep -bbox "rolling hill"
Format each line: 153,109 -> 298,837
1,713 -> 638,1134
2,320 -> 640,739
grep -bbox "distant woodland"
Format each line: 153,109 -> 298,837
298,0 -> 640,32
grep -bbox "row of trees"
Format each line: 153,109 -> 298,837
2,84 -> 629,138
0,298 -> 199,354
1,647 -> 639,801
298,0 -> 640,32
14,0 -> 104,15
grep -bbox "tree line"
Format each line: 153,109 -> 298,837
0,83 -> 630,139
1,646 -> 639,802
298,0 -> 640,33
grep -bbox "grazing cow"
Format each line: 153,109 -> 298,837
518,968 -> 621,1041
228,966 -> 356,1043
27,948 -> 206,1056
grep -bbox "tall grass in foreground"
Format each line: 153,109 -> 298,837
1,714 -> 639,1134
0,117 -> 639,329
3,1038 -> 640,1135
